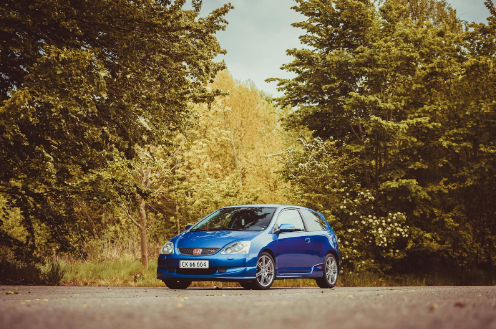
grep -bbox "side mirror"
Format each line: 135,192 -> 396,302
185,224 -> 193,231
275,223 -> 296,234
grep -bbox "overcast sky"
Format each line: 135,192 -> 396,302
198,0 -> 491,97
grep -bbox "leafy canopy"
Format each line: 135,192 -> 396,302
0,0 -> 232,256
272,0 -> 496,274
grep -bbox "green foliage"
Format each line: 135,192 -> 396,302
56,259 -> 496,286
0,0 -> 232,265
0,258 -> 42,285
0,257 -> 66,285
146,71 -> 290,238
61,259 -> 161,286
2,0 -> 495,284
41,260 -> 66,285
52,70 -> 291,265
272,0 -> 496,275
282,137 -> 410,273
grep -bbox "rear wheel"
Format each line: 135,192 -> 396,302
252,252 -> 275,290
316,253 -> 338,288
163,279 -> 192,289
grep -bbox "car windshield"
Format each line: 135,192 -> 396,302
190,207 -> 276,232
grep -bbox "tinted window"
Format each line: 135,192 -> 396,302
276,209 -> 305,231
300,209 -> 328,231
190,207 -> 275,232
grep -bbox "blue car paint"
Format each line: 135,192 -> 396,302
157,204 -> 340,282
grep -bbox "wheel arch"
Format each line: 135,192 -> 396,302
327,249 -> 341,273
251,248 -> 276,290
260,248 -> 275,261
259,248 -> 276,271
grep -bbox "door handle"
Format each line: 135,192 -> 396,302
305,238 -> 310,243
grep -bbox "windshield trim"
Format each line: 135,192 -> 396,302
189,207 -> 277,232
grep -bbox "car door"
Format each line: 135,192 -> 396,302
298,208 -> 330,268
274,209 -> 313,274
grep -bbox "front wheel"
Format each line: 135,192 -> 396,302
252,252 -> 275,290
316,253 -> 338,288
163,279 -> 192,289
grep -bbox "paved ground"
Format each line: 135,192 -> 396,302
1,285 -> 495,329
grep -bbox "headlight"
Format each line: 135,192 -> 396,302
160,241 -> 174,254
221,241 -> 251,254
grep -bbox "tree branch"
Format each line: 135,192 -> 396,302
121,206 -> 140,228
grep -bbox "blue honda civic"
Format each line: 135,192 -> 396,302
157,204 -> 340,290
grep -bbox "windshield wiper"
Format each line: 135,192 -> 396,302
191,228 -> 244,232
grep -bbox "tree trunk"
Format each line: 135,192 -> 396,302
138,195 -> 148,269
176,203 -> 181,235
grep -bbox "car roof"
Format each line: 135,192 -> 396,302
217,205 -> 330,227
222,204 -> 308,210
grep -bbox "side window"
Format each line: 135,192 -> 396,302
276,209 -> 305,231
300,209 -> 328,231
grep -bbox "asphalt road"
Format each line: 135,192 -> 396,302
1,285 -> 495,329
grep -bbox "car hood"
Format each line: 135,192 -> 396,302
175,230 -> 260,248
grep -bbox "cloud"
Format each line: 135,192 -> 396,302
198,0 -> 490,97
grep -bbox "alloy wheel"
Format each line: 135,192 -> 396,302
255,253 -> 275,289
325,254 -> 338,285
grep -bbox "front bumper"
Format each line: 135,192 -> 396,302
156,253 -> 257,281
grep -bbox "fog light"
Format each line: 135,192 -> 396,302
168,267 -> 175,273
218,267 -> 226,273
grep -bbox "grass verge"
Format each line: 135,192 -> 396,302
61,259 -> 163,287
58,259 -> 496,287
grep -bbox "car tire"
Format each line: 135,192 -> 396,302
163,279 -> 192,289
252,252 -> 275,290
316,253 -> 338,288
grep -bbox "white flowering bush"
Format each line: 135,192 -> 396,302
335,196 -> 410,273
282,137 -> 411,273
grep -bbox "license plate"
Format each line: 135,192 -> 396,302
179,260 -> 209,269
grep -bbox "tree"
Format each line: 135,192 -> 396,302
155,71 -> 290,228
271,0 -> 496,276
281,137 -> 410,273
84,71 -> 291,268
0,0 -> 232,264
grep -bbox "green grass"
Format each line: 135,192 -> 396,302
59,259 -> 317,288
61,259 -> 163,287
58,259 -> 495,287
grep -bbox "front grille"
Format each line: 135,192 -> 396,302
178,247 -> 220,255
176,268 -> 218,275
